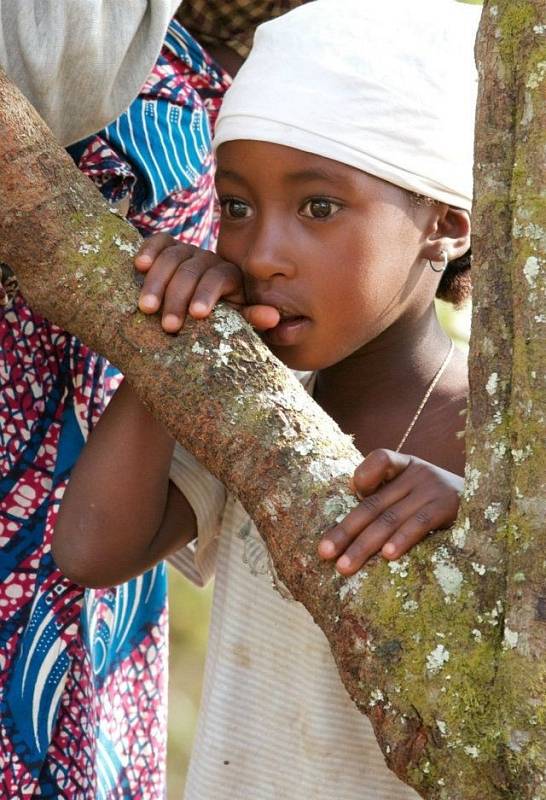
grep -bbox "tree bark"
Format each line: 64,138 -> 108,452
469,1 -> 546,795
0,2 -> 544,796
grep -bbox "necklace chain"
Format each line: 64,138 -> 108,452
395,340 -> 455,453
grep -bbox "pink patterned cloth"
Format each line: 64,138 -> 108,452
1,19 -> 229,798
0,282 -> 167,799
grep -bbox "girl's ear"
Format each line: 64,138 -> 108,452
421,206 -> 471,263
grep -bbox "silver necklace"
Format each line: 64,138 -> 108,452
395,340 -> 455,453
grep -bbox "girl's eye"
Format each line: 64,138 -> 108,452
220,198 -> 252,219
299,198 -> 342,219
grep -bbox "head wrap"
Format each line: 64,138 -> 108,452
213,0 -> 480,210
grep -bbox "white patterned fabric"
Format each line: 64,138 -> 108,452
214,0 -> 481,210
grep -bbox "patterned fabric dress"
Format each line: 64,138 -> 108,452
0,20 -> 228,800
0,269 -> 167,799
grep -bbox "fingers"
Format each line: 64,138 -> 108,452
381,496 -> 458,560
318,488 -> 419,575
134,235 -> 282,334
335,495 -> 428,575
159,258 -> 243,333
318,452 -> 462,577
138,241 -> 200,317
352,449 -> 412,497
135,236 -> 245,332
178,262 -> 244,323
134,233 -> 182,271
337,489 -> 459,576
319,450 -> 413,561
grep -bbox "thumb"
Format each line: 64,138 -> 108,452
242,304 -> 280,331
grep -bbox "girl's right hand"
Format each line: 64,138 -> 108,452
318,449 -> 462,576
135,234 -> 280,333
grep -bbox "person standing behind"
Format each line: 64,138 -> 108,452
70,2 -> 309,246
68,17 -> 232,248
0,1 -> 180,146
0,3 -> 180,798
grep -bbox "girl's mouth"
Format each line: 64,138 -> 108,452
263,314 -> 311,347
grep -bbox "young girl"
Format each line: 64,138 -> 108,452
53,1 -> 480,797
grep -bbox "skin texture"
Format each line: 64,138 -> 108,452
54,379 -> 198,587
215,144 -> 462,370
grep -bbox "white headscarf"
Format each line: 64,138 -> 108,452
213,0 -> 481,210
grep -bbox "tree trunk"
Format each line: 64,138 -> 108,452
0,2 -> 543,796
468,0 -> 546,795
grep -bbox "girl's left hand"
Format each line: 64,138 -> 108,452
318,449 -> 462,576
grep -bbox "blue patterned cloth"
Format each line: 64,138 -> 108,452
0,287 -> 168,798
1,18 -> 228,799
69,20 -> 231,248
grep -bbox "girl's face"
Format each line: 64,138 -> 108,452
216,141 -> 437,371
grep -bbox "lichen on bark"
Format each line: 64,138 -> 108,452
472,2 -> 546,796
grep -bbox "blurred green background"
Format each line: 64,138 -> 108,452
166,299 -> 472,797
167,568 -> 212,797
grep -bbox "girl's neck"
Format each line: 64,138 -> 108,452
314,307 -> 455,454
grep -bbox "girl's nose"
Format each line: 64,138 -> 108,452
242,222 -> 296,281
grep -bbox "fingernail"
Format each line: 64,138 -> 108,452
162,314 -> 180,330
139,294 -> 159,312
190,301 -> 207,315
336,555 -> 351,571
318,540 -> 336,558
383,543 -> 396,557
136,254 -> 152,265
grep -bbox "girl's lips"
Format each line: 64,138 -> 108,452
262,315 -> 311,347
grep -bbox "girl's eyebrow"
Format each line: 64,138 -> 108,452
284,167 -> 348,184
216,166 -> 350,186
215,168 -> 248,185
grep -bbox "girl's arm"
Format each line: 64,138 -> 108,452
53,236 -> 254,589
54,234 -> 278,589
52,379 -> 197,588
